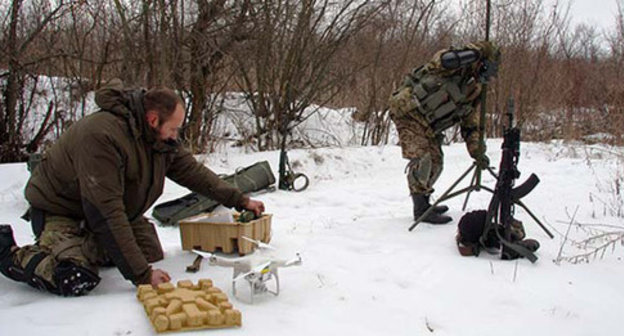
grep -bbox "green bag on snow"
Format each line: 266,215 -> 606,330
152,160 -> 275,226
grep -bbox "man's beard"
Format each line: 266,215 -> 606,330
150,125 -> 178,146
163,138 -> 178,146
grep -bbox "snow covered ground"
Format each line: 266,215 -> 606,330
1,138 -> 623,336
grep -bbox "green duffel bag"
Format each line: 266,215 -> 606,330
152,160 -> 276,226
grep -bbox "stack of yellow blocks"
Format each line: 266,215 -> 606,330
137,279 -> 242,333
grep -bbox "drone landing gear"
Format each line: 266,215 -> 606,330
233,269 -> 280,303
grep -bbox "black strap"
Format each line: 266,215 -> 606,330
23,252 -> 47,280
483,195 -> 537,263
23,252 -> 62,294
500,239 -> 538,263
30,207 -> 46,239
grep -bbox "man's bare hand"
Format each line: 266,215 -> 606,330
150,268 -> 171,288
243,198 -> 265,216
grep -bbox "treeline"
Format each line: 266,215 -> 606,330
1,0 -> 623,162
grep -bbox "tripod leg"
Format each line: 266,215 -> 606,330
462,169 -> 479,211
409,164 -> 476,231
487,166 -> 498,179
439,185 -> 478,202
461,164 -> 501,210
479,185 -> 495,194
514,200 -> 554,239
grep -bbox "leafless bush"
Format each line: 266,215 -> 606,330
552,145 -> 624,265
231,0 -> 383,152
345,0 -> 446,146
584,146 -> 624,218
554,211 -> 624,264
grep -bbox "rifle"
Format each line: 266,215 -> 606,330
277,134 -> 309,192
482,99 -> 553,262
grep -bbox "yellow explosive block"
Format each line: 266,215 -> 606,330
137,279 -> 242,333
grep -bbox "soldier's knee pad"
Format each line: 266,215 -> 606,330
407,155 -> 433,190
18,252 -> 59,294
53,260 -> 100,297
9,252 -> 100,296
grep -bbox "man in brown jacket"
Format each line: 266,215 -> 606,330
0,82 -> 264,296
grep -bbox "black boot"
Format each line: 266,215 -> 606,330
412,194 -> 452,224
432,204 -> 449,214
0,225 -> 16,259
426,195 -> 449,214
0,225 -> 24,282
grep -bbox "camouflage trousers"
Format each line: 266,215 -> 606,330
13,214 -> 163,292
390,113 -> 444,195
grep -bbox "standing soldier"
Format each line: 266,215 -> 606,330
0,80 -> 264,296
388,41 -> 501,224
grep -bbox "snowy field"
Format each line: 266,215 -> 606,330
1,138 -> 623,336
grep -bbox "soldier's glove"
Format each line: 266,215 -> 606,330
478,59 -> 499,84
473,153 -> 490,169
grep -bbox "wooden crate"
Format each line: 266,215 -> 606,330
179,212 -> 272,255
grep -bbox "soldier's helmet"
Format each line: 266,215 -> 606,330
466,40 -> 501,64
467,41 -> 501,82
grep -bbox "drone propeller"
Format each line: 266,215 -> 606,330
193,249 -> 250,269
241,236 -> 275,250
192,249 -> 214,259
283,253 -> 302,267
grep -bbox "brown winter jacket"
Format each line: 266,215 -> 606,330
25,85 -> 247,285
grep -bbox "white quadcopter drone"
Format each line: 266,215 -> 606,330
192,236 -> 302,303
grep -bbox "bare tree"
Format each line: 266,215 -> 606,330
183,0 -> 253,153
1,0 -> 72,162
4,0 -> 624,164
232,0 -> 382,151
348,0 -> 444,145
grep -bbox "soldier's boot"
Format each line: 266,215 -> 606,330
0,224 -> 24,282
0,225 -> 99,296
412,194 -> 452,224
0,225 -> 59,292
426,195 -> 449,214
53,260 -> 100,297
14,255 -> 99,296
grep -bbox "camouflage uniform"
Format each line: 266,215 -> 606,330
389,42 -> 496,195
13,216 -> 102,289
13,215 -> 162,292
389,103 -> 482,194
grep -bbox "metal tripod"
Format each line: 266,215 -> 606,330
409,98 -> 550,236
408,159 -> 495,231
